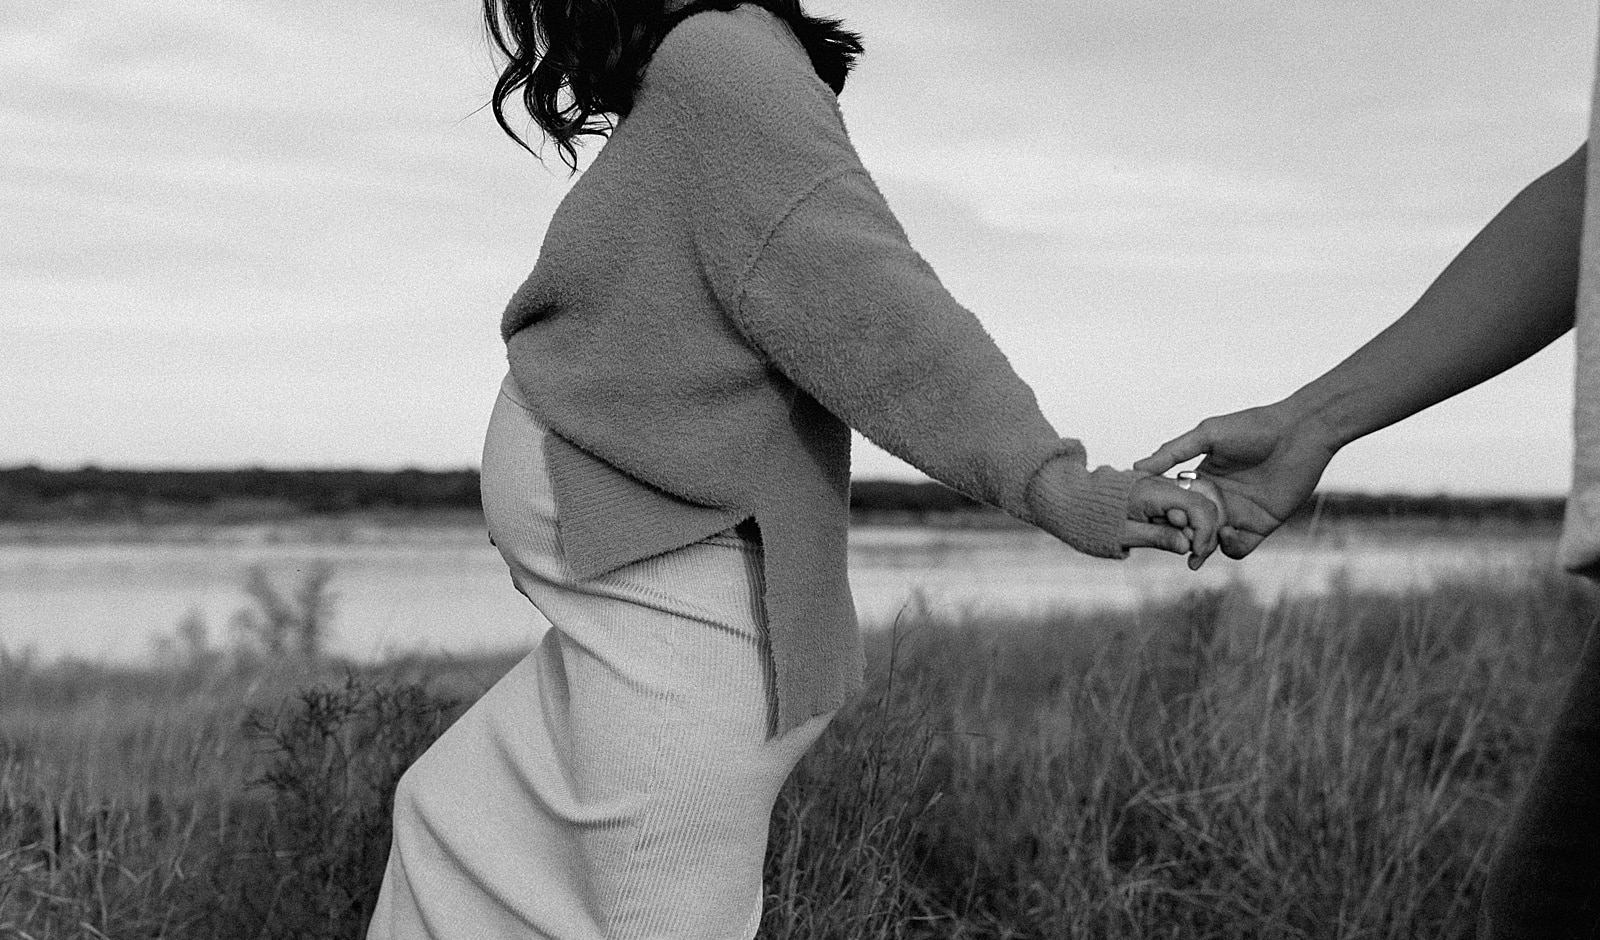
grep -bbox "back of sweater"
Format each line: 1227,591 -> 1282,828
501,5 -> 1137,736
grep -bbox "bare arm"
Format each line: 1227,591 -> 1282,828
1139,144 -> 1586,559
1289,143 -> 1586,448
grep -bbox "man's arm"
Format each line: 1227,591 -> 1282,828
1138,144 -> 1586,559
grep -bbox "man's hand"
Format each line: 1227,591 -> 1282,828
1134,403 -> 1340,559
1122,473 -> 1225,569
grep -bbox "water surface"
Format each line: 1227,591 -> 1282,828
0,521 -> 1560,664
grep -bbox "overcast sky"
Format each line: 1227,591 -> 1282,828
5,0 -> 1597,494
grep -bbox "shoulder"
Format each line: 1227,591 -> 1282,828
631,4 -> 869,254
644,7 -> 837,119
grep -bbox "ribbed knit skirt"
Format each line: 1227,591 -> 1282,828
365,375 -> 834,940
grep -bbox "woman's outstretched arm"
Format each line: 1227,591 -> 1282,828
660,8 -> 1223,560
1137,143 -> 1586,558
730,168 -> 1224,562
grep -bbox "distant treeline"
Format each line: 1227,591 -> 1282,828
847,481 -> 1568,526
1287,491 -> 1565,526
0,465 -> 1568,525
0,466 -> 481,521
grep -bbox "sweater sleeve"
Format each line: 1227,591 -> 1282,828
651,9 -> 1135,556
732,167 -> 1137,558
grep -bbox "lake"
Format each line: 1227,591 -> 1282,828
0,520 -> 1563,664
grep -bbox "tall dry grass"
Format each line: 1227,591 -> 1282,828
761,563 -> 1596,939
2,562 -> 1595,939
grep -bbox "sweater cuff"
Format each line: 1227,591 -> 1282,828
1024,451 -> 1139,559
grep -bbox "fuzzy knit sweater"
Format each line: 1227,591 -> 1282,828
500,4 -> 1139,737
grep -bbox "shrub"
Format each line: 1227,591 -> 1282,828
211,672 -> 461,940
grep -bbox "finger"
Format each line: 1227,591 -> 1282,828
1128,478 -> 1219,559
1220,525 -> 1266,559
1122,520 -> 1190,555
1205,488 -> 1288,555
1132,429 -> 1211,475
1178,489 -> 1222,563
1165,508 -> 1189,529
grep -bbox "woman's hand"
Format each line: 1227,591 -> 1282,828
1123,473 -> 1226,569
1134,402 -> 1340,559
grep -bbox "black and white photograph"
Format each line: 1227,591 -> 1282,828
4,1 -> 1599,937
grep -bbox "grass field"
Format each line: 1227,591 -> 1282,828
3,561 -> 1596,939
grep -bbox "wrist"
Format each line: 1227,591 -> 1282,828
1025,458 -> 1138,560
1278,385 -> 1360,453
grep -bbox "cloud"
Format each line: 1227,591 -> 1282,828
3,0 -> 1594,491
2,0 -> 556,339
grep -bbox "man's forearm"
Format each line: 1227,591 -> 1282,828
1285,144 -> 1586,448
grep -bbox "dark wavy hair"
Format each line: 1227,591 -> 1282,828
483,0 -> 863,169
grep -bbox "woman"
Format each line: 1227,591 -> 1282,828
1135,141 -> 1591,938
365,2 -> 1222,937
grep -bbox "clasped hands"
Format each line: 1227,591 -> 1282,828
1118,399 -> 1342,570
